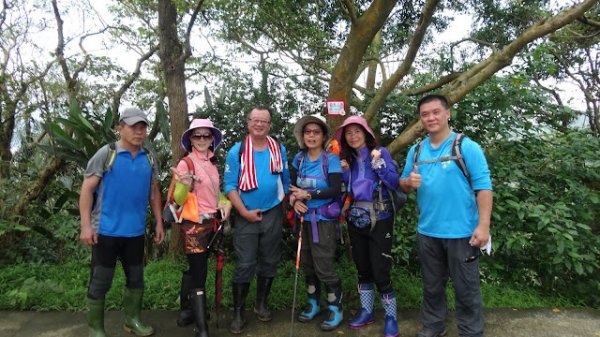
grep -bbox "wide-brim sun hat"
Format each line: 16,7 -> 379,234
334,115 -> 376,143
293,114 -> 330,149
181,118 -> 223,152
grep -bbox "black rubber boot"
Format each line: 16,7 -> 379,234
176,271 -> 194,327
229,282 -> 249,334
190,289 -> 209,337
254,277 -> 274,322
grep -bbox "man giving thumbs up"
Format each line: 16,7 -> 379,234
399,94 -> 493,337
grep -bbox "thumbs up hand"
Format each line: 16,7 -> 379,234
408,165 -> 422,189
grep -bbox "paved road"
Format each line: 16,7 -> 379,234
1,308 -> 599,337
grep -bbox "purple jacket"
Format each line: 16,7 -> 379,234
343,146 -> 399,205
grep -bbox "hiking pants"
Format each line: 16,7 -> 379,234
418,234 -> 484,337
187,252 -> 208,289
87,234 -> 145,300
232,203 -> 283,283
348,216 -> 394,293
300,219 -> 340,287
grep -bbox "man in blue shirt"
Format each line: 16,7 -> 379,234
224,105 -> 290,334
400,95 -> 493,337
79,107 -> 164,337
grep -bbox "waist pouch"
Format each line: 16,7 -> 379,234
319,201 -> 342,219
348,206 -> 371,229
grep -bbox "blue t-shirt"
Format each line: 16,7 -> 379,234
401,132 -> 492,238
223,142 -> 291,211
85,143 -> 154,237
292,152 -> 342,221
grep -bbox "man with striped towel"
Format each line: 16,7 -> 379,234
224,105 -> 290,334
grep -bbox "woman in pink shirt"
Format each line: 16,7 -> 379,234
170,118 -> 232,337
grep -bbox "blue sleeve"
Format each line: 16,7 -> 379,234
327,153 -> 342,174
401,145 -> 417,179
374,147 -> 399,190
223,143 -> 241,195
281,145 -> 291,194
462,138 -> 492,191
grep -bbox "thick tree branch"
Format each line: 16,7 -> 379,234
402,72 -> 461,96
386,0 -> 598,156
363,0 -> 440,122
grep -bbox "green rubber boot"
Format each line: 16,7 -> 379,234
122,288 -> 154,336
87,298 -> 108,337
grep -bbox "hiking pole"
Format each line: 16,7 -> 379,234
288,215 -> 303,337
207,221 -> 224,251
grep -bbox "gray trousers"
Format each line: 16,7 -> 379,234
232,203 -> 283,283
300,219 -> 340,287
418,233 -> 484,337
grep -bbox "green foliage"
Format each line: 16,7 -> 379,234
484,131 -> 600,305
0,254 -> 579,311
41,101 -> 118,169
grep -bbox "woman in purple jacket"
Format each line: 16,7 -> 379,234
335,116 -> 400,337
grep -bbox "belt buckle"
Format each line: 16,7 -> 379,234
374,201 -> 386,212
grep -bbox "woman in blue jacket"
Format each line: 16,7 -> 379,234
289,114 -> 343,331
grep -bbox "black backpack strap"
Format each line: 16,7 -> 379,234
413,141 -> 423,166
451,133 -> 470,182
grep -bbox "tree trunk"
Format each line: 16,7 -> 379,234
327,0 -> 398,131
158,0 -> 192,256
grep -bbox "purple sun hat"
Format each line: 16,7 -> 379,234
181,118 -> 223,152
334,115 -> 376,143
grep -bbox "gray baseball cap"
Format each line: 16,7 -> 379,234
119,108 -> 149,126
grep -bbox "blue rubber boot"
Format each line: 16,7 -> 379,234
298,282 -> 321,322
381,291 -> 399,337
320,284 -> 343,331
348,283 -> 375,329
320,305 -> 343,331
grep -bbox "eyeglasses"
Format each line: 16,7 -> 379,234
248,118 -> 271,125
191,133 -> 213,140
303,128 -> 322,136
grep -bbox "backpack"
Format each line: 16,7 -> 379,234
162,156 -> 195,226
412,132 -> 470,184
384,160 -> 407,212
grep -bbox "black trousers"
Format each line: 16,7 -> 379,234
347,216 -> 394,293
87,234 -> 145,299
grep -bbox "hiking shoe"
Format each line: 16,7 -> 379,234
320,305 -> 343,331
298,298 -> 320,323
416,327 -> 447,337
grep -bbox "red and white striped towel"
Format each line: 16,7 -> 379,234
238,136 -> 283,191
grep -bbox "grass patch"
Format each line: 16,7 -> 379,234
0,254 -> 581,311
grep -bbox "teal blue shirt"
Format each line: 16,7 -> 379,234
401,132 -> 492,238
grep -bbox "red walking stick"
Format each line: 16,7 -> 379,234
215,247 -> 224,328
288,215 -> 303,337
